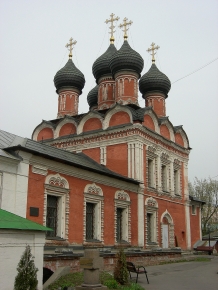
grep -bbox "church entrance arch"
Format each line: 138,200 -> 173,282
160,210 -> 175,248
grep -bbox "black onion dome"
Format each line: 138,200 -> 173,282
92,44 -> 117,83
87,85 -> 98,108
54,59 -> 85,93
139,63 -> 171,98
109,40 -> 144,77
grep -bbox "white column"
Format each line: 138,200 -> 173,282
138,184 -> 144,246
156,152 -> 162,193
184,162 -> 191,249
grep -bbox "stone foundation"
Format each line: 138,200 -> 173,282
44,249 -> 182,273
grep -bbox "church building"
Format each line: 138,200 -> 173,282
28,15 -> 203,250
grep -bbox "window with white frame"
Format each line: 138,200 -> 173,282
84,183 -> 104,242
145,197 -> 158,245
114,190 -> 131,244
173,159 -> 181,195
148,159 -> 155,188
44,174 -> 70,239
147,146 -> 157,189
100,146 -> 107,165
161,153 -> 170,192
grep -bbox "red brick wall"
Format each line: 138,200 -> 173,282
26,166 -> 138,246
82,147 -> 100,163
107,143 -> 128,176
109,112 -> 130,127
190,206 -> 201,247
59,123 -> 76,137
83,118 -> 102,132
37,128 -> 53,141
143,115 -> 155,131
175,133 -> 184,147
160,124 -> 170,140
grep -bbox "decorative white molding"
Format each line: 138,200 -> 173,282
83,183 -> 104,243
32,164 -> 48,176
114,190 -> 131,244
128,141 -> 143,181
84,183 -> 103,196
44,173 -> 70,240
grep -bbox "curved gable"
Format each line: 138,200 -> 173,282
32,122 -> 54,141
175,132 -> 184,147
104,105 -> 133,129
83,118 -> 102,132
160,124 -> 170,140
55,117 -> 77,138
59,123 -> 77,137
143,114 -> 155,131
109,111 -> 130,127
77,112 -> 103,134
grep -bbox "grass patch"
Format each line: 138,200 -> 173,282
159,257 -> 211,265
47,271 -> 145,290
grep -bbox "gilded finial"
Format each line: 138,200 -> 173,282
66,37 -> 77,59
119,17 -> 133,40
105,13 -> 120,44
147,42 -> 160,63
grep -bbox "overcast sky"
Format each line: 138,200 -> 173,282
0,0 -> 217,183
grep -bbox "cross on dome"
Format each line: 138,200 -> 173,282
105,13 -> 120,44
119,17 -> 133,40
66,37 -> 77,59
147,42 -> 160,63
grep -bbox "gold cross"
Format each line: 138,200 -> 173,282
66,37 -> 77,59
105,13 -> 119,44
119,17 -> 133,40
147,42 -> 160,63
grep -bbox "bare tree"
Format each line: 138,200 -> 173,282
189,177 -> 218,234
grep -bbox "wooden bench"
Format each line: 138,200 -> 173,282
126,261 -> 149,284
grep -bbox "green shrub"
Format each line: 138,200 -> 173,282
14,245 -> 38,290
114,248 -> 129,285
104,279 -> 119,289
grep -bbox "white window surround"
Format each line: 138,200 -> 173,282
44,174 -> 69,240
145,197 -> 158,245
114,190 -> 131,244
161,153 -> 170,193
147,146 -> 158,190
83,183 -> 104,243
100,146 -> 107,165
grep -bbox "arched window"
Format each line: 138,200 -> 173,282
44,174 -> 69,240
83,183 -> 104,243
114,190 -> 131,244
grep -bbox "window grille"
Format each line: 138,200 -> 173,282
46,195 -> 58,237
147,213 -> 152,242
148,159 -> 153,187
86,203 -> 95,240
161,165 -> 167,191
116,208 -> 123,242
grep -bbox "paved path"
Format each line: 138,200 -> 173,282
137,256 -> 218,290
